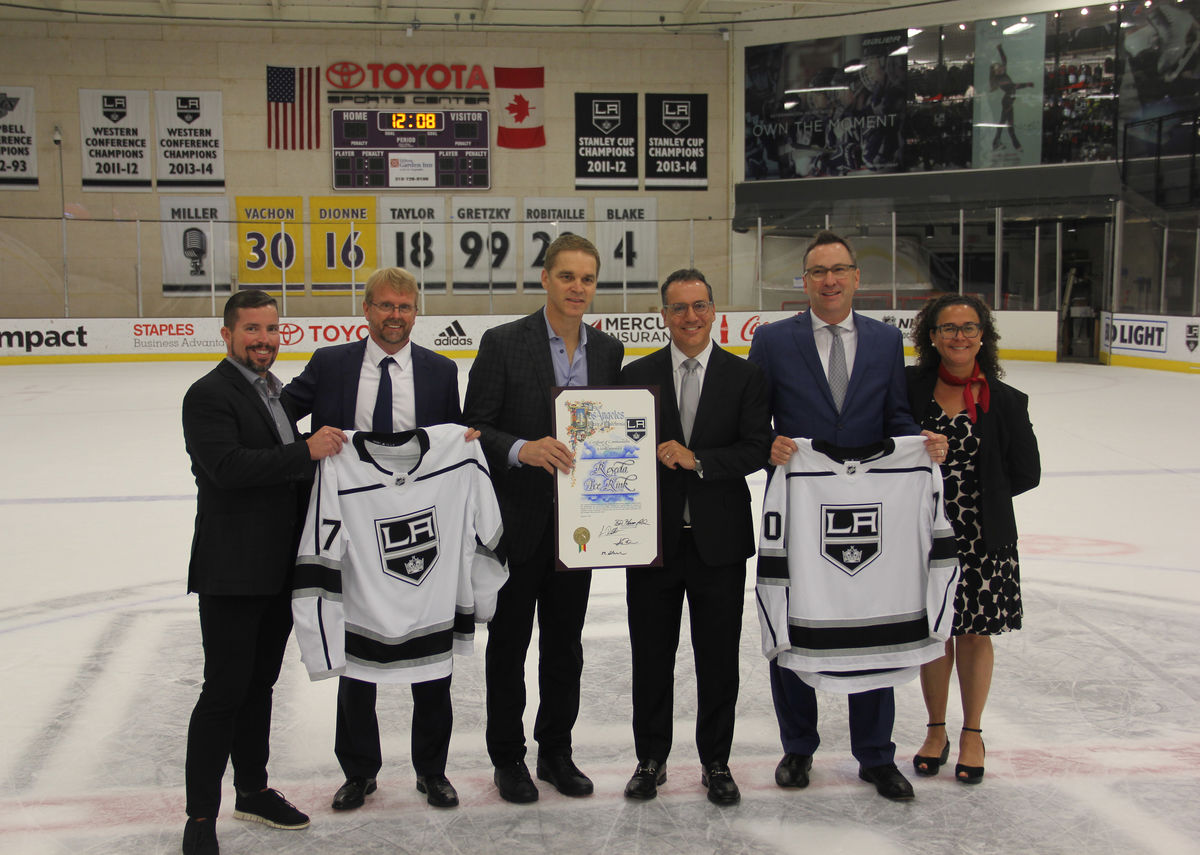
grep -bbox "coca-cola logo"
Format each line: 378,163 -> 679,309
278,323 -> 304,346
326,62 -> 365,89
740,315 -> 765,341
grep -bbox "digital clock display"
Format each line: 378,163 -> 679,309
384,111 -> 445,132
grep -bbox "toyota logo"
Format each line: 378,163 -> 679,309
278,323 -> 304,345
326,62 -> 365,89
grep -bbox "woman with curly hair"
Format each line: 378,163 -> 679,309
907,294 -> 1040,784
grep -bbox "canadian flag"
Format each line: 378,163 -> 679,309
494,66 -> 546,149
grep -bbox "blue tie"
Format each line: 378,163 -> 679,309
372,356 -> 394,432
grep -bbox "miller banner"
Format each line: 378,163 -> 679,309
0,85 -> 38,189
160,196 -> 232,295
154,91 -> 225,190
644,94 -> 708,190
79,89 -> 152,190
575,93 -> 638,190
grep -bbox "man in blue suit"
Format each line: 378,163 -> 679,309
748,231 -> 948,801
284,267 -> 466,811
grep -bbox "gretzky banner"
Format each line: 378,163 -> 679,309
575,93 -> 638,189
0,85 -> 38,189
79,89 -> 152,190
154,91 -> 225,190
644,94 -> 708,190
160,196 -> 232,295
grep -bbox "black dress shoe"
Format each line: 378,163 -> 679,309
701,761 -> 740,805
494,760 -> 539,804
416,774 -> 459,808
536,753 -> 594,797
858,763 -> 915,801
332,776 -> 377,811
774,753 -> 813,788
623,759 -> 667,800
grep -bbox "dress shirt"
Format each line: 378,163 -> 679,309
355,337 -> 416,432
668,338 -> 714,406
225,357 -> 294,443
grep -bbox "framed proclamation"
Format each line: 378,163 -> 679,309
553,386 -> 661,570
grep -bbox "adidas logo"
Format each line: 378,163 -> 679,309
433,320 -> 472,347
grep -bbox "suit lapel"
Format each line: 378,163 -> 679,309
844,311 -> 873,408
522,310 -> 557,403
793,311 -> 836,411
411,344 -> 431,426
222,360 -> 284,443
690,345 -> 728,446
652,348 -> 682,443
341,339 -> 366,427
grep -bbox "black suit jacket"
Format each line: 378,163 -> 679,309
463,309 -> 624,564
283,338 -> 462,431
906,366 -> 1040,550
183,359 -> 315,596
621,344 -> 771,566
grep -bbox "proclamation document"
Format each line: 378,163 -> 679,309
553,386 -> 661,570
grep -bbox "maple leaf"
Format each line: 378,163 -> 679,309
505,93 -> 533,124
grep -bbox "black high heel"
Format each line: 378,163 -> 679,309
912,722 -> 950,776
956,727 -> 985,784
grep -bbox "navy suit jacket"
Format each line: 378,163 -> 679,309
283,338 -> 462,431
620,344 -> 771,566
748,309 -> 919,445
183,359 -> 314,596
463,309 -> 624,565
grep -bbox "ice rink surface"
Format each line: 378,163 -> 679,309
1,357 -> 1198,855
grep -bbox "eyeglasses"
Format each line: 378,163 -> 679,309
935,322 -> 982,338
665,300 -> 715,317
804,264 -> 857,282
369,301 -> 417,315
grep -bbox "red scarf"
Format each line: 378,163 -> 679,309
938,361 -> 990,423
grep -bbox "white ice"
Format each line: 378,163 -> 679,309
0,358 -> 1198,855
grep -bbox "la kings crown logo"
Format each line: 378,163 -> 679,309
821,503 -> 881,576
376,507 -> 439,585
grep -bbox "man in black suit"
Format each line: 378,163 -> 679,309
463,234 -> 624,803
181,290 -> 347,855
619,270 -> 771,805
283,267 -> 465,811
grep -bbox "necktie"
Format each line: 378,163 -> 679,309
679,358 -> 700,444
373,356 -> 395,432
827,326 -> 848,413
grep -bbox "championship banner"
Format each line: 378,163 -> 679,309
522,197 -> 588,290
594,197 -> 657,291
154,91 -> 224,190
743,31 -> 908,180
0,85 -> 38,189
79,89 -> 152,190
575,93 -> 638,189
973,15 -> 1045,168
309,196 -> 376,292
160,196 -> 232,295
235,196 -> 305,291
379,196 -> 447,293
644,94 -> 708,190
451,196 -> 517,291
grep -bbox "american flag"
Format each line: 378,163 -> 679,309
267,65 -> 320,150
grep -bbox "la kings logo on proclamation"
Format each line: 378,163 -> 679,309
376,508 -> 439,585
821,503 -> 882,576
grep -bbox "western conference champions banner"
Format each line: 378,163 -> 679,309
160,197 -> 232,295
973,15 -> 1045,168
78,89 -> 152,190
645,94 -> 708,190
575,93 -> 638,189
154,91 -> 225,190
0,85 -> 38,189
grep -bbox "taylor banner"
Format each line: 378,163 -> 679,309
0,85 -> 38,189
160,196 -> 232,295
79,89 -> 152,190
575,93 -> 638,189
154,91 -> 225,190
644,94 -> 707,190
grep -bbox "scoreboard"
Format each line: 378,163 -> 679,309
331,109 -> 490,190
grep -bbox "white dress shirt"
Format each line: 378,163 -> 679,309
354,337 -> 416,432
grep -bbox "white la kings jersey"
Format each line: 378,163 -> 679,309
756,435 -> 960,693
293,424 -> 509,684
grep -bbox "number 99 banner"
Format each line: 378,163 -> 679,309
236,195 -> 305,290
451,196 -> 517,291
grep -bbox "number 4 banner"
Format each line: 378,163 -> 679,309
309,195 -> 376,293
235,195 -> 304,291
594,197 -> 657,291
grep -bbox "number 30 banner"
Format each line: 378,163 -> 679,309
235,195 -> 305,290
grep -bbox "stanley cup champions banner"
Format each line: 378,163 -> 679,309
644,94 -> 708,190
575,93 -> 638,189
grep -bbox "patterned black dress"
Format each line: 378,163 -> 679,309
924,406 -> 1023,636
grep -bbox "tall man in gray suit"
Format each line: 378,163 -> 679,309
284,266 -> 465,811
619,269 -> 771,805
464,234 -> 624,803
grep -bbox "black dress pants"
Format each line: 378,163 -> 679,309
334,673 -> 453,779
